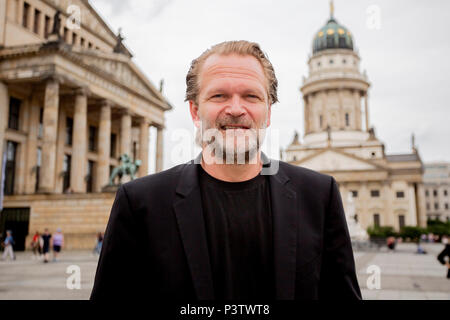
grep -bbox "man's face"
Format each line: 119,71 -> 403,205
189,53 -> 271,163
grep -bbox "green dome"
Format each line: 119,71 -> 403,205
312,16 -> 354,54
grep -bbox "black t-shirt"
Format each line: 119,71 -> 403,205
198,165 -> 275,300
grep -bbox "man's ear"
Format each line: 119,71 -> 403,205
189,100 -> 201,128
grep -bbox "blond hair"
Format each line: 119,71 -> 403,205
185,40 -> 278,105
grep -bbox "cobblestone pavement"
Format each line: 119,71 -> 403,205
0,243 -> 449,300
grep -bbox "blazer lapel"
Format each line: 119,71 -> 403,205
173,155 -> 214,300
267,160 -> 298,300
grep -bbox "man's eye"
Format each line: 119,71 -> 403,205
247,95 -> 260,100
211,94 -> 224,99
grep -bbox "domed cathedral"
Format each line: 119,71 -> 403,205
283,1 -> 427,231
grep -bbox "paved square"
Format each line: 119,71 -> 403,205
0,243 -> 449,300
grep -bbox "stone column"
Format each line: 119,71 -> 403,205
16,0 -> 24,25
321,91 -> 327,130
24,94 -> 40,193
338,90 -> 344,129
303,95 -> 309,134
39,77 -> 60,193
415,183 -> 427,228
15,98 -> 30,194
0,82 -> 8,190
360,182 -> 369,230
155,125 -> 164,172
120,111 -> 131,157
353,90 -> 362,131
364,92 -> 369,131
138,118 -> 150,177
70,88 -> 88,193
55,105 -> 66,193
95,100 -> 111,192
383,182 -> 394,227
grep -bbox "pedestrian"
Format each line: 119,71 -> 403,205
41,228 -> 52,263
93,232 -> 103,256
30,231 -> 41,260
52,228 -> 64,262
387,236 -> 396,251
437,236 -> 450,279
1,230 -> 15,261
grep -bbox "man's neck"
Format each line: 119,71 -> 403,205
200,151 -> 263,182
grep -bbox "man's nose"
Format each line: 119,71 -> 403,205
225,95 -> 246,117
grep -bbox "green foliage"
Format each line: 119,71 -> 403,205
367,226 -> 397,238
398,226 -> 426,241
426,219 -> 450,237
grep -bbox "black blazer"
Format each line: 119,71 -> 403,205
90,153 -> 361,301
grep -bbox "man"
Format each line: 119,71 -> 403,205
1,230 -> 15,261
91,40 -> 361,301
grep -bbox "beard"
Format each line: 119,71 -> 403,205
195,114 -> 267,165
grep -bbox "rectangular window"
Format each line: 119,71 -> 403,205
425,190 -> 429,197
445,190 -> 448,196
88,42 -> 92,49
319,115 -> 323,128
44,15 -> 50,38
426,203 -> 430,210
4,141 -> 18,195
373,214 -> 380,228
8,97 -> 21,130
22,2 -> 30,28
133,141 -> 137,161
33,9 -> 40,34
399,215 -> 405,230
445,203 -> 449,210
72,33 -> 77,45
110,133 -> 117,158
63,154 -> 71,193
86,160 -> 94,193
351,190 -> 358,197
38,107 -> 43,139
35,147 -> 42,192
89,126 -> 97,151
65,117 -> 73,145
80,37 -> 85,47
433,190 -> 438,197
371,190 -> 380,197
435,203 -> 439,210
396,191 -> 405,198
345,113 -> 349,126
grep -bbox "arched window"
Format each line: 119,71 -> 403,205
345,113 -> 349,126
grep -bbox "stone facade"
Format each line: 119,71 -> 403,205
283,8 -> 427,232
0,0 -> 171,249
423,162 -> 450,222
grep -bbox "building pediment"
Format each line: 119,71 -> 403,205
46,0 -> 118,48
294,148 -> 386,172
72,50 -> 168,108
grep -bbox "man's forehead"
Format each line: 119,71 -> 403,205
200,53 -> 266,84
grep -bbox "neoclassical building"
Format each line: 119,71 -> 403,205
283,5 -> 427,231
0,0 -> 171,249
423,162 -> 450,222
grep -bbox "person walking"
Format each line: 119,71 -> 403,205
437,236 -> 450,279
2,230 -> 15,261
30,231 -> 41,260
41,228 -> 52,263
52,228 -> 64,262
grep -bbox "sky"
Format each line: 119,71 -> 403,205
90,0 -> 450,171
